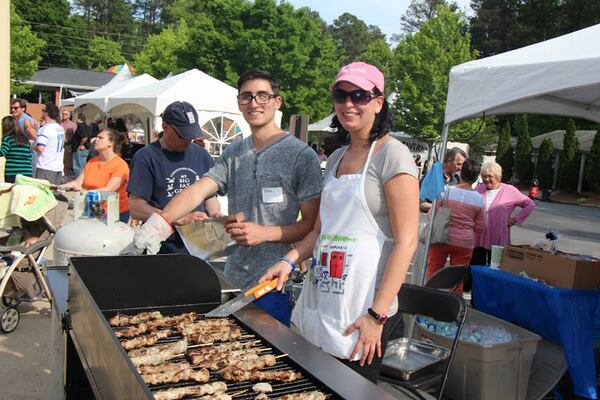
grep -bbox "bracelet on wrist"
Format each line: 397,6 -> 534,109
279,257 -> 297,271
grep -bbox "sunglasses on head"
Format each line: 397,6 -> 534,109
331,89 -> 379,106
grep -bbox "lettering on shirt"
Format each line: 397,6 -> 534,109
165,167 -> 201,198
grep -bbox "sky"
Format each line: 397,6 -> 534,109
285,0 -> 473,40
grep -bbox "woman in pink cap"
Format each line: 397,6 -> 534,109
261,62 -> 419,382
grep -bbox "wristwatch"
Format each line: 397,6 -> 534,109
367,308 -> 388,325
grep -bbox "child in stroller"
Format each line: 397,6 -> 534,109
0,177 -> 68,333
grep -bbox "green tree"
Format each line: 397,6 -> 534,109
398,0 -> 459,36
496,122 -> 514,182
585,129 -> 600,192
360,39 -> 393,93
559,119 -> 580,190
390,5 -> 478,144
86,36 -> 127,71
10,4 -> 45,95
536,138 -> 555,190
134,20 -> 191,78
12,0 -> 74,67
514,114 -> 534,184
328,12 -> 385,64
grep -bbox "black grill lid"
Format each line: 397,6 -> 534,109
70,254 -> 222,310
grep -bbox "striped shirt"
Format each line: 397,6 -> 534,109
0,135 -> 33,177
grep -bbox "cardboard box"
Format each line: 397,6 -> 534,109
501,245 -> 600,289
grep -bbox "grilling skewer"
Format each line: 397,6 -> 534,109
129,340 -> 188,366
152,381 -> 228,400
115,313 -> 201,338
141,365 -> 209,385
109,311 -> 163,326
219,369 -> 303,383
120,329 -> 174,350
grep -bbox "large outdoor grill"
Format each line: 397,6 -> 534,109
66,254 -> 400,400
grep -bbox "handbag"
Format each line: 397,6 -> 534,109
419,188 -> 452,244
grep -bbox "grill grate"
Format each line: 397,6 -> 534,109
107,306 -> 339,399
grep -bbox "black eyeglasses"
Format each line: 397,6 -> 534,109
42,109 -> 47,113
11,106 -> 21,110
332,89 -> 379,106
237,92 -> 277,105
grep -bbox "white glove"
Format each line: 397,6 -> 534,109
133,212 -> 174,255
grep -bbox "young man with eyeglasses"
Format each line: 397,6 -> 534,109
134,70 -> 323,326
35,102 -> 65,185
127,101 -> 220,254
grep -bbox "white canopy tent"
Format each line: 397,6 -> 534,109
418,23 -> 600,287
105,69 -> 285,155
444,23 -> 600,125
74,73 -> 157,112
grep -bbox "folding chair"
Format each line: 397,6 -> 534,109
380,284 -> 468,400
426,266 -> 469,291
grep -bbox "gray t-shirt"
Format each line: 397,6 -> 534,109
206,133 -> 323,289
325,138 -> 418,313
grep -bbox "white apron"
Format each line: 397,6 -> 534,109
291,142 -> 389,360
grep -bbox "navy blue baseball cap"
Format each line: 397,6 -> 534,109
161,101 -> 201,140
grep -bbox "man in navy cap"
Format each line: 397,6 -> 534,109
127,101 -> 220,254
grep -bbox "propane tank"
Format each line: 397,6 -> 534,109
53,191 -> 135,265
529,177 -> 540,199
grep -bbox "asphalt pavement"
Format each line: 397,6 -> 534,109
512,199 -> 600,258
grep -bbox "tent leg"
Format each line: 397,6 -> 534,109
406,123 -> 450,340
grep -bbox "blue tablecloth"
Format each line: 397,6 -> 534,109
471,265 -> 600,399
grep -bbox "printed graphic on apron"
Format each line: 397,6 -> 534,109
313,235 -> 356,295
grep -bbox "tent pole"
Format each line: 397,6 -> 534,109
406,123 -> 450,339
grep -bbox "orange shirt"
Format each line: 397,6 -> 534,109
82,155 -> 129,213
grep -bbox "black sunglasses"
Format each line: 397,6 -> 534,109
332,89 -> 379,106
169,124 -> 190,142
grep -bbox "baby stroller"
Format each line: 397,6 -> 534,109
0,178 -> 68,333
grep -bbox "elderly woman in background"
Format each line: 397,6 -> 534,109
470,161 -> 535,266
60,128 -> 130,223
427,159 -> 484,290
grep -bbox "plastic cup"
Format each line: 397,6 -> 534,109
490,245 -> 504,269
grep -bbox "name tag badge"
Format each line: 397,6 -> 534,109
262,187 -> 284,203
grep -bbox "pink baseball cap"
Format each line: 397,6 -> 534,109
333,62 -> 385,94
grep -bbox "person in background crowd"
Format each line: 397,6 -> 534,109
127,101 -> 221,254
470,161 -> 536,266
10,98 -> 37,141
427,159 -> 484,292
61,128 -> 130,223
60,108 -> 77,177
260,62 -> 419,382
318,146 -> 328,162
133,71 -> 323,326
72,113 -> 92,177
420,147 -> 467,212
35,102 -> 65,185
1,116 -> 33,182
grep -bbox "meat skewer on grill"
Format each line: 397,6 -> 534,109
137,361 -> 192,375
109,311 -> 163,327
152,381 -> 228,400
129,340 -> 187,366
120,329 -> 174,350
276,391 -> 328,400
141,365 -> 209,385
185,328 -> 245,344
216,354 -> 277,373
114,312 -> 200,338
219,369 -> 303,383
177,322 -> 238,336
189,346 -> 266,366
